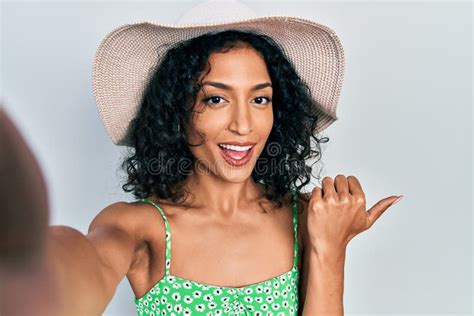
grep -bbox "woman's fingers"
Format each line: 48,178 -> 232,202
0,105 -> 63,316
366,195 -> 402,228
347,175 -> 365,198
0,106 -> 50,269
306,174 -> 403,253
334,174 -> 350,196
311,185 -> 322,201
321,176 -> 337,199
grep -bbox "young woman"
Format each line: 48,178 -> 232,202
121,30 -> 317,315
0,2 -> 403,316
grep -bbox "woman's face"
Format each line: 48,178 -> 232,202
186,45 -> 274,182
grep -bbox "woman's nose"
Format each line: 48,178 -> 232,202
227,100 -> 253,135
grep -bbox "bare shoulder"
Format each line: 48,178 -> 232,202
85,199 -> 166,297
88,200 -> 156,241
88,201 -> 135,232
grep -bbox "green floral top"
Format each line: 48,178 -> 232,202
134,191 -> 300,315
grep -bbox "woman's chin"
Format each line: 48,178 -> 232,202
215,160 -> 255,179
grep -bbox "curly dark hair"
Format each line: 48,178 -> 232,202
120,29 -> 329,210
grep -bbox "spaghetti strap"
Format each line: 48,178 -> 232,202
290,190 -> 299,268
141,198 -> 172,275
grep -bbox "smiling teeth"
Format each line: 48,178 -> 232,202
218,144 -> 253,151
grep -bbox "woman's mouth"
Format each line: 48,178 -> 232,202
217,143 -> 255,167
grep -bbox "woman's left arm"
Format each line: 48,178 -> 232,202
301,247 -> 346,315
298,175 -> 403,315
297,192 -> 346,316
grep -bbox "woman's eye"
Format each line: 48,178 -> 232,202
254,96 -> 272,105
201,96 -> 272,106
202,96 -> 225,105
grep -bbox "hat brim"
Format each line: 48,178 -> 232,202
92,15 -> 344,146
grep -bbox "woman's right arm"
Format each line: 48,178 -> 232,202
45,202 -> 138,315
0,106 -> 138,316
2,204 -> 139,316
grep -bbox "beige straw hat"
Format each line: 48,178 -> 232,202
92,0 -> 345,146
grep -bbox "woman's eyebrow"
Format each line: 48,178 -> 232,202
201,81 -> 272,91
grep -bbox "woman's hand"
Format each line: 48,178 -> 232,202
0,105 -> 65,316
306,175 -> 403,255
0,105 -> 50,271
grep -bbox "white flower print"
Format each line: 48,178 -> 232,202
203,294 -> 213,301
213,288 -> 223,296
195,303 -> 205,312
171,292 -> 181,302
173,304 -> 183,312
183,295 -> 193,304
220,296 -> 229,303
244,296 -> 254,303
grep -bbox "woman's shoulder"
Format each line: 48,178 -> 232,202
89,198 -> 168,245
91,199 -> 155,225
